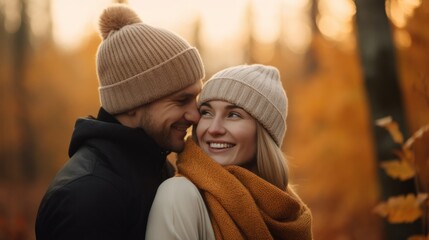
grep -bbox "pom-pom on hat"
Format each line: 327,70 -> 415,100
96,4 -> 205,114
198,64 -> 288,146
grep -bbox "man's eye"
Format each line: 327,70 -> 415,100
177,98 -> 188,105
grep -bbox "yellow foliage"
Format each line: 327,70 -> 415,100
380,160 -> 415,181
375,116 -> 404,144
400,147 -> 415,164
375,116 -> 429,229
374,193 -> 428,223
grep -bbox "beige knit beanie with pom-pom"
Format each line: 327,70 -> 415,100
96,4 -> 205,114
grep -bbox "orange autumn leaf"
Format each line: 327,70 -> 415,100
380,160 -> 415,181
397,147 -> 415,164
374,193 -> 428,223
375,116 -> 404,144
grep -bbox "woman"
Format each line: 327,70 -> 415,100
146,64 -> 313,240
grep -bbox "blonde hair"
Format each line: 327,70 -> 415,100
256,123 -> 288,190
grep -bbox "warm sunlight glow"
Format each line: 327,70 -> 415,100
3,0 -> 21,33
386,0 -> 422,28
283,23 -> 312,54
317,0 -> 356,42
252,0 -> 281,44
129,0 -> 199,35
282,0 -> 312,54
198,0 -> 248,70
394,29 -> 412,48
28,0 -> 51,41
51,0 -> 111,50
49,0 -> 320,59
199,0 -> 246,47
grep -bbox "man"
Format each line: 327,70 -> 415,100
35,4 -> 204,240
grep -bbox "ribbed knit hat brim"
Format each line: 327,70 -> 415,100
198,64 -> 287,146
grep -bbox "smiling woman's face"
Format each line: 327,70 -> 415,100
196,100 -> 257,168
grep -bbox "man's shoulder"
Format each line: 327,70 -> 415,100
47,147 -> 100,191
46,146 -> 127,197
36,175 -> 129,240
37,166 -> 130,230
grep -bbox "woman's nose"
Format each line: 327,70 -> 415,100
207,117 -> 226,136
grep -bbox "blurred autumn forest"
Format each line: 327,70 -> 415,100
1,0 -> 429,239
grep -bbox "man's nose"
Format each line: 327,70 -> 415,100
185,100 -> 200,124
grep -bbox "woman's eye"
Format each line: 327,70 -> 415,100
228,112 -> 241,118
200,110 -> 212,117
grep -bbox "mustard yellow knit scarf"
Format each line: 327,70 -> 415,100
177,138 -> 313,240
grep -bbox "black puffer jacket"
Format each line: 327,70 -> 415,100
35,108 -> 172,240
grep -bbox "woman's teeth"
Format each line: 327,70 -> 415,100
209,142 -> 234,149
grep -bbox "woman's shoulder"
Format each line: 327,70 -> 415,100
147,176 -> 215,240
158,176 -> 199,192
154,176 -> 202,206
160,176 -> 197,188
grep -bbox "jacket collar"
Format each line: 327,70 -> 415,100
68,107 -> 169,190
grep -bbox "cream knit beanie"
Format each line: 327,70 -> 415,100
96,4 -> 205,114
198,64 -> 288,146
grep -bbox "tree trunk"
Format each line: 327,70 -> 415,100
355,0 -> 421,239
12,0 -> 37,181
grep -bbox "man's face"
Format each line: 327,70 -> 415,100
136,81 -> 202,152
